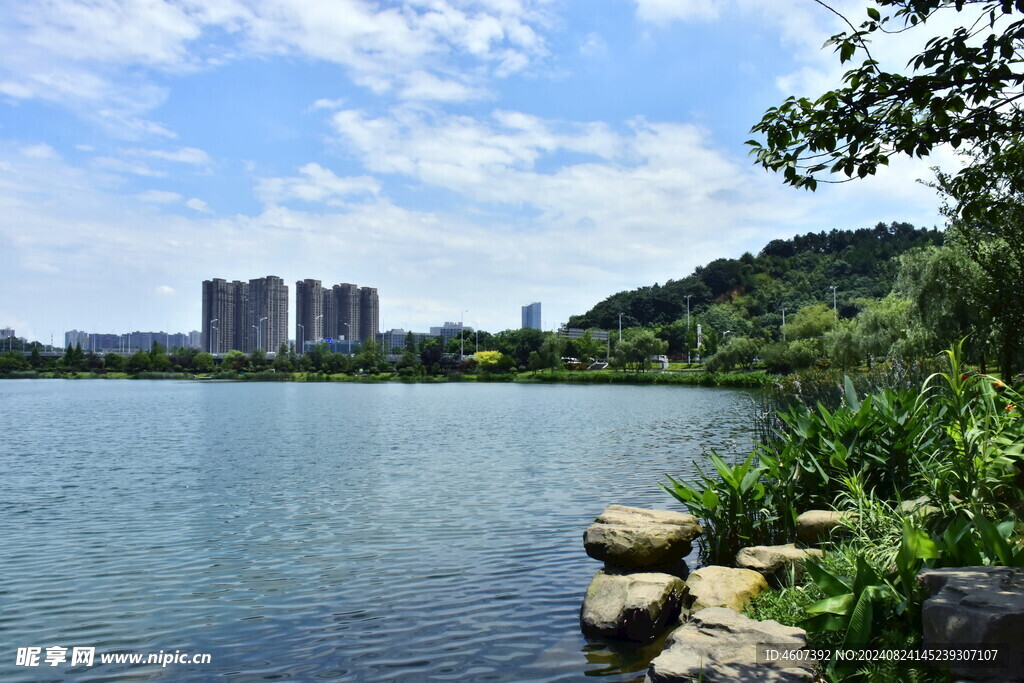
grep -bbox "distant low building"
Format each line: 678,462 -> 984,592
429,322 -> 471,346
0,327 -> 14,339
558,327 -> 610,341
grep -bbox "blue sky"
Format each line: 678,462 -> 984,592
0,0 -> 953,343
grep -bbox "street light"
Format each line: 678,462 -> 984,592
780,307 -> 787,341
259,316 -> 268,351
209,319 -> 218,353
460,310 -> 468,358
830,285 -> 838,318
315,314 -> 324,344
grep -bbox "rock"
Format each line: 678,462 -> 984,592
645,607 -> 814,682
584,505 -> 702,570
580,570 -> 687,642
735,544 -> 823,586
898,496 -> 940,519
795,510 -> 845,545
686,566 -> 768,612
919,566 -> 1024,680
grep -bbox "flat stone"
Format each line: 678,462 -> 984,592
795,510 -> 845,545
898,496 -> 940,519
735,544 -> 823,586
645,607 -> 814,682
580,570 -> 687,642
919,566 -> 1024,680
584,505 -> 702,570
686,565 -> 768,612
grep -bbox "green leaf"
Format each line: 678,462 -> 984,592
867,7 -> 881,21
701,488 -> 720,510
805,593 -> 855,615
844,375 -> 861,411
805,559 -> 851,596
843,591 -> 875,649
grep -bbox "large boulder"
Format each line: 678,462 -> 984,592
645,607 -> 815,682
919,566 -> 1024,680
795,510 -> 845,545
584,505 -> 702,570
580,570 -> 687,642
686,566 -> 768,612
735,544 -> 823,586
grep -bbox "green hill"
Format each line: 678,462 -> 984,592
567,222 -> 943,342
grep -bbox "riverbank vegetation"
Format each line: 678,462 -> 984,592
663,343 -> 1024,681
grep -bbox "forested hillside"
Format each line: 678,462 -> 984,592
568,222 -> 942,336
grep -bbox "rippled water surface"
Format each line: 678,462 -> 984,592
1,380 -> 757,681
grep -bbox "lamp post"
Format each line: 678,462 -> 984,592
209,319 -> 218,354
341,322 -> 350,354
259,316 -> 268,351
472,321 -> 479,354
460,310 -> 467,358
830,285 -> 838,318
781,307 -> 787,341
315,314 -> 324,344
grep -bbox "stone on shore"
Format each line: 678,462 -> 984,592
795,510 -> 845,545
919,566 -> 1024,681
735,544 -> 823,585
686,566 -> 768,612
580,570 -> 687,642
645,607 -> 814,682
584,505 -> 702,570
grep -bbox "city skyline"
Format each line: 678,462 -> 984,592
0,1 -> 951,343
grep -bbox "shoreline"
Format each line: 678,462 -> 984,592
0,369 -> 770,388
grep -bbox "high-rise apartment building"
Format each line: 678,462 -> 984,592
248,276 -> 288,352
522,302 -> 542,330
202,278 -> 234,353
331,283 -> 361,342
1,328 -> 15,339
359,287 -> 379,343
295,279 -> 324,350
203,276 -> 287,353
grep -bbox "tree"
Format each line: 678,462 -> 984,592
104,352 -> 127,372
274,343 -> 293,372
783,303 -> 836,340
419,337 -> 444,372
611,330 -> 668,372
851,294 -> 916,367
354,340 -> 385,373
193,352 -> 215,373
705,336 -> 759,372
249,347 -> 267,369
573,330 -> 604,364
895,244 -> 988,363
473,350 -> 509,373
126,350 -> 152,374
749,0 -> 1024,221
223,350 -> 247,372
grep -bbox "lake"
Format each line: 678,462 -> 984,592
0,380 -> 757,681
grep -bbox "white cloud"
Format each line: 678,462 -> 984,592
92,156 -> 166,177
186,198 -> 211,212
156,285 -> 176,296
399,71 -> 488,102
126,146 -> 212,165
579,32 -> 607,58
0,0 -> 554,138
20,144 -> 58,159
138,190 -> 183,203
634,0 -> 720,24
256,163 -> 380,206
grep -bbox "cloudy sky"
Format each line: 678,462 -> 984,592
0,0 -> 953,342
